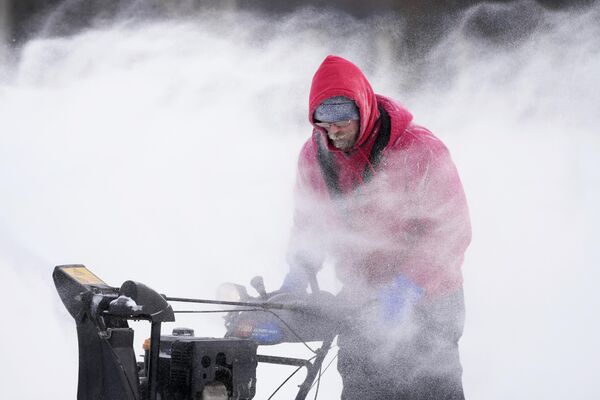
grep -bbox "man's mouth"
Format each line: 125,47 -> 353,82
331,138 -> 351,150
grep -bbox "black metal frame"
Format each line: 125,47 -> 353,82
54,264 -> 336,400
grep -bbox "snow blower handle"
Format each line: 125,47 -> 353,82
250,276 -> 268,300
307,269 -> 320,293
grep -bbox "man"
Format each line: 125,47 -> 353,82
281,55 -> 471,399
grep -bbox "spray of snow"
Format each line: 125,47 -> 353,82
0,1 -> 599,399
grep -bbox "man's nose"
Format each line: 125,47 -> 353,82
327,126 -> 342,137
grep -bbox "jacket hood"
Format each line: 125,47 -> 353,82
309,55 -> 380,150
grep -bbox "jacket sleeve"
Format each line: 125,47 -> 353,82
285,139 -> 328,275
386,129 -> 471,296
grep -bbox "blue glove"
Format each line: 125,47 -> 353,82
280,267 -> 310,294
379,275 -> 424,323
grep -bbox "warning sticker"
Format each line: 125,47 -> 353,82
63,266 -> 106,286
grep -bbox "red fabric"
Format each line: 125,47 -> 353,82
289,55 -> 471,299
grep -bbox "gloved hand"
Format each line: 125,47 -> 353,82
379,274 -> 424,323
279,266 -> 310,294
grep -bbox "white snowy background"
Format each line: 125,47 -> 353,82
0,1 -> 599,399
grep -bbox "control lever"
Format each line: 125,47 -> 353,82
250,276 -> 268,300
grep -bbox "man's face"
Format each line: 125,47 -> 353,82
323,120 -> 360,151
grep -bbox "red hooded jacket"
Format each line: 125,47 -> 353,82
288,56 -> 471,299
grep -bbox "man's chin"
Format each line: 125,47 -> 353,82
333,141 -> 352,151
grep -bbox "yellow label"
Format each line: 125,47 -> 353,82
63,266 -> 106,286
